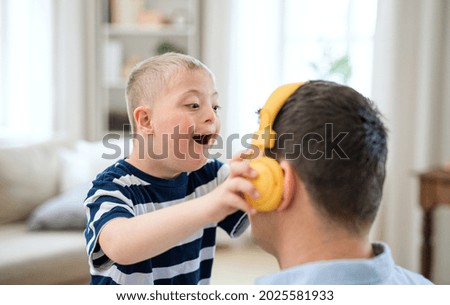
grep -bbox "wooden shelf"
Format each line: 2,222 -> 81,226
105,23 -> 194,36
97,0 -> 201,136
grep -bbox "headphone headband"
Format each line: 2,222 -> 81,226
245,81 -> 304,211
252,82 -> 304,150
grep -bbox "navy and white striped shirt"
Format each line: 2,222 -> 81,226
84,159 -> 248,285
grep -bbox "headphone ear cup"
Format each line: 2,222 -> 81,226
244,157 -> 284,212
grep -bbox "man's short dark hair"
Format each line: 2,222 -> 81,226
267,80 -> 388,232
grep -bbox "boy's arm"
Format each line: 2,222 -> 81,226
99,158 -> 258,265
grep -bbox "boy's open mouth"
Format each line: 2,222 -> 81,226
192,134 -> 214,145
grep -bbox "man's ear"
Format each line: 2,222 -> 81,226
134,106 -> 153,134
276,160 -> 298,212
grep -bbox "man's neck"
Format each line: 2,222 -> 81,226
277,231 -> 373,270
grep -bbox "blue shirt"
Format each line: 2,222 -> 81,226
255,243 -> 433,284
84,159 -> 248,285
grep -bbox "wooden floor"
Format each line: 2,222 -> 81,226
211,232 -> 279,285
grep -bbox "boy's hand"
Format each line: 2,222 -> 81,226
204,151 -> 259,222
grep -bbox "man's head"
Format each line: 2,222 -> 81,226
250,80 -> 387,252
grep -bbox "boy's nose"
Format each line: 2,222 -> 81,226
202,106 -> 217,124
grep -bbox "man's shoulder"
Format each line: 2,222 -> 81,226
391,265 -> 434,284
373,243 -> 433,284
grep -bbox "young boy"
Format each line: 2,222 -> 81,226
84,53 -> 258,284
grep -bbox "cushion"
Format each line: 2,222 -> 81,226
27,182 -> 91,231
0,140 -> 65,224
58,139 -> 129,192
0,223 -> 89,284
27,138 -> 131,230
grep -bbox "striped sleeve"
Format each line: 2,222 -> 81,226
84,179 -> 135,263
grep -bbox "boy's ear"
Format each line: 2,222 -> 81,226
276,160 -> 298,212
134,106 -> 153,134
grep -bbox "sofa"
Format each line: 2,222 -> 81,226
0,138 -> 125,284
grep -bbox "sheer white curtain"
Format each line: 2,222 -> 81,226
203,0 -> 377,157
0,0 -> 54,143
371,0 -> 450,276
52,0 -> 89,141
202,0 -> 283,157
0,0 -> 90,144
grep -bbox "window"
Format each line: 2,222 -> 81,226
0,0 -> 54,142
282,0 -> 378,95
0,3 -> 5,129
226,0 -> 378,148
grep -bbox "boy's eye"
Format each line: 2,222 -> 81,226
187,103 -> 200,109
213,105 -> 221,112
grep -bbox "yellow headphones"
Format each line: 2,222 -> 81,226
244,82 -> 304,212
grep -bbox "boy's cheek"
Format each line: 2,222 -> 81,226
215,119 -> 221,133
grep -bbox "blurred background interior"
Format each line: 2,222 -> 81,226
0,0 -> 449,284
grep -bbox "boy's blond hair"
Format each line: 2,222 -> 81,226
126,52 -> 214,132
